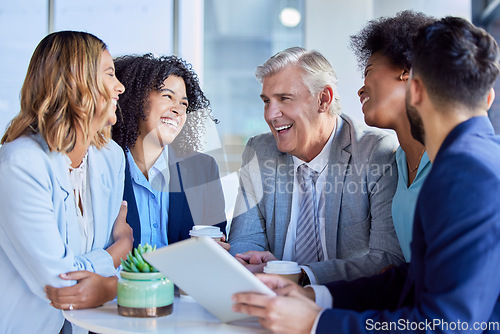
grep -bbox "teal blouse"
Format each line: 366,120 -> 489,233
391,146 -> 431,262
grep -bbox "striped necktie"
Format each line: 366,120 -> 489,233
295,164 -> 324,265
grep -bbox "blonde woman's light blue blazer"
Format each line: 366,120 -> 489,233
0,134 -> 125,333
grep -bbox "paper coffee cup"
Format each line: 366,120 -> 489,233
189,225 -> 223,241
263,261 -> 301,284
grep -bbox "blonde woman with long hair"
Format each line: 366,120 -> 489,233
0,31 -> 132,333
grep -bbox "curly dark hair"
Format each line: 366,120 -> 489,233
350,10 -> 435,72
112,54 -> 216,155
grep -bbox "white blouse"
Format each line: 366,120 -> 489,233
68,153 -> 94,255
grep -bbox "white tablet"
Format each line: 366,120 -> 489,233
143,237 -> 276,323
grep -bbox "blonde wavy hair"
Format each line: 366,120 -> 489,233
1,31 -> 112,152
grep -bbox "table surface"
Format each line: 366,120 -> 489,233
63,296 -> 270,334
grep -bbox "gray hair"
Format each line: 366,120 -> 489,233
255,47 -> 341,115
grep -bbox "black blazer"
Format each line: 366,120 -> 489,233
123,150 -> 227,248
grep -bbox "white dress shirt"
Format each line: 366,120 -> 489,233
309,284 -> 334,333
282,117 -> 343,283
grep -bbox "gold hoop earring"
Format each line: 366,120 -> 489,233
400,73 -> 404,81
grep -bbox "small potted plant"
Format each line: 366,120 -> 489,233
117,244 -> 174,317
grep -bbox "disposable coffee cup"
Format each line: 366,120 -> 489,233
263,261 -> 301,284
188,225 -> 224,242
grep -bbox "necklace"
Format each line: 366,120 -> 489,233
408,150 -> 425,174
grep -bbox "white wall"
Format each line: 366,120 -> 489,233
305,0 -> 471,123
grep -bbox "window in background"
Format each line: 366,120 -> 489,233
489,18 -> 500,134
201,0 -> 304,226
54,0 -> 173,57
0,1 -> 47,136
472,0 -> 500,134
0,0 -> 174,139
203,0 -> 305,172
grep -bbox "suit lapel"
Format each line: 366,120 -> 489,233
51,151 -> 72,201
274,153 -> 293,259
88,146 -> 112,248
167,152 -> 194,243
35,134 -> 71,200
38,135 -> 78,250
57,163 -> 78,252
123,157 -> 142,247
324,115 -> 352,259
167,159 -> 182,243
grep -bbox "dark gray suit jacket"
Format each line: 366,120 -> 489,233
229,114 -> 404,284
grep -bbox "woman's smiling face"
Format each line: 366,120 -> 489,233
358,51 -> 408,130
139,75 -> 188,146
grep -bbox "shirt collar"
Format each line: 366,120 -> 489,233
126,148 -> 170,185
292,116 -> 340,174
151,148 -> 170,183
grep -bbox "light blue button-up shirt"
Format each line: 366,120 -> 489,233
126,149 -> 170,248
391,146 -> 431,262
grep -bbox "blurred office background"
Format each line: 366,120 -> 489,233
1,0 -> 499,224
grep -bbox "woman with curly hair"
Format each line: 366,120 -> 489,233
0,31 -> 132,333
112,54 -> 227,250
351,10 -> 434,262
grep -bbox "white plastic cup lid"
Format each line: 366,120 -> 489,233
263,260 -> 301,274
189,225 -> 223,238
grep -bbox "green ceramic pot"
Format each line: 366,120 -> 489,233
117,271 -> 174,317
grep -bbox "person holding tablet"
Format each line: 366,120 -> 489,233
233,16 -> 500,334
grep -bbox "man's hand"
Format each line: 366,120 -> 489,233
232,275 -> 321,334
257,274 -> 315,300
45,271 -> 118,310
216,235 -> 231,252
234,251 -> 278,273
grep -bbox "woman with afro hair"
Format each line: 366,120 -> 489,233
112,54 -> 227,250
351,10 -> 434,262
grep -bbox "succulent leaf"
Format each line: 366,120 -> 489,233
129,261 -> 140,272
121,243 -> 158,273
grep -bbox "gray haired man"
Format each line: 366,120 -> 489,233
229,47 -> 404,284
